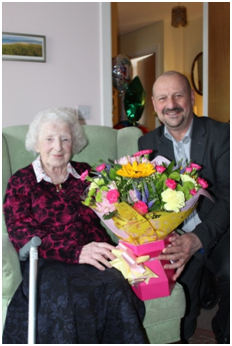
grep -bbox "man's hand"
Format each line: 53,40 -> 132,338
158,232 -> 203,281
79,242 -> 116,271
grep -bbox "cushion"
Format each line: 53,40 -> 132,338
2,233 -> 22,299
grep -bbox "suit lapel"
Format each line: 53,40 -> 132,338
150,115 -> 208,164
190,116 -> 208,164
158,135 -> 175,161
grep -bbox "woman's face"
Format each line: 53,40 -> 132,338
36,121 -> 72,170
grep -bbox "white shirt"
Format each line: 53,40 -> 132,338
32,155 -> 81,183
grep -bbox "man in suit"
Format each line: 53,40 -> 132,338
138,71 -> 230,343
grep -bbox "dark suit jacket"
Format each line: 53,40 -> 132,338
138,115 -> 230,257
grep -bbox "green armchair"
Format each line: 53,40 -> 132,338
2,124 -> 186,343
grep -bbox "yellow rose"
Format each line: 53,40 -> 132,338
161,189 -> 185,213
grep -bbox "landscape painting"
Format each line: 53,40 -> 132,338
2,32 -> 46,62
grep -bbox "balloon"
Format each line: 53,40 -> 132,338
112,54 -> 132,94
124,76 -> 146,124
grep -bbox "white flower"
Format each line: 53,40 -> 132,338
115,155 -> 149,165
161,189 -> 185,213
108,181 -> 117,190
180,174 -> 198,188
115,156 -> 132,165
128,189 -> 139,203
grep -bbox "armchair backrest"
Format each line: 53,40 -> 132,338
2,124 -> 143,231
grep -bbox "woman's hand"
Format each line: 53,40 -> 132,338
79,242 -> 116,271
157,232 -> 203,281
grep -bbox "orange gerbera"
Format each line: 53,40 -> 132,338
117,161 -> 155,178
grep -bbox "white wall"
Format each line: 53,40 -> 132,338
2,2 -> 112,128
119,16 -> 203,117
119,21 -> 164,78
164,16 -> 203,116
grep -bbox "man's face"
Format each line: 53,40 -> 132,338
152,74 -> 195,133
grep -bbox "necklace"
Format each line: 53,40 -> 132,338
54,175 -> 67,193
55,183 -> 63,193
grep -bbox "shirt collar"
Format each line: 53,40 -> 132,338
32,155 -> 81,183
164,119 -> 193,144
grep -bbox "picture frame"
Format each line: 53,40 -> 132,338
2,32 -> 46,62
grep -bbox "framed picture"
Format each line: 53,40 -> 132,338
2,32 -> 46,62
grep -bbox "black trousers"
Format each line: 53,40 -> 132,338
178,230 -> 230,340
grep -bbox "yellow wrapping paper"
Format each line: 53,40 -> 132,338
145,207 -> 195,240
112,202 -> 196,245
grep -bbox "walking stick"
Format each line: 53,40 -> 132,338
19,236 -> 42,344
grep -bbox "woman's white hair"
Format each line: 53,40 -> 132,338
25,107 -> 88,155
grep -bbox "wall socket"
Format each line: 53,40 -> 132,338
77,105 -> 91,120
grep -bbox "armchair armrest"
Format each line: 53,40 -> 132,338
2,233 -> 22,299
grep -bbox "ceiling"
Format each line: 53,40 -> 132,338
117,2 -> 203,36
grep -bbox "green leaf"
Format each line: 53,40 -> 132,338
88,188 -> 96,196
109,168 -> 118,180
148,200 -> 162,212
100,186 -> 108,191
97,178 -> 105,186
156,181 -> 164,194
96,191 -> 103,202
113,163 -> 122,170
103,211 -> 116,219
169,172 -> 180,181
183,181 -> 195,189
166,160 -> 175,174
176,184 -> 184,192
83,197 -> 92,206
177,185 -> 190,199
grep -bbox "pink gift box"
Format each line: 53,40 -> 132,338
120,237 -> 176,301
131,259 -> 175,301
121,234 -> 173,258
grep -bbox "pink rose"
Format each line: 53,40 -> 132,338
190,163 -> 202,170
197,177 -> 209,189
133,149 -> 153,157
165,178 -> 177,190
80,169 -> 89,181
95,191 -> 117,213
133,201 -> 148,215
156,165 -> 166,173
106,189 -> 120,204
190,188 -> 197,195
96,164 -> 106,172
185,167 -> 193,173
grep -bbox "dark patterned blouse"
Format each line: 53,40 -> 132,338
3,161 -> 110,264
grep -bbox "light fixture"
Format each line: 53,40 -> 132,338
171,4 -> 187,28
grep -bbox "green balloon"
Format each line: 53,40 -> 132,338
124,76 -> 146,124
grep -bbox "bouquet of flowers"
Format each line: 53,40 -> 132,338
81,150 -> 212,299
81,150 -> 211,245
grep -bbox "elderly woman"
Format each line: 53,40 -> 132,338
3,108 -> 146,344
